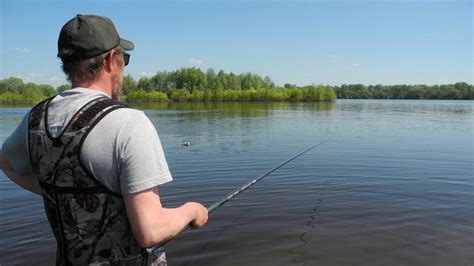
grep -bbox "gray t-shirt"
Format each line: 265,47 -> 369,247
2,88 -> 173,195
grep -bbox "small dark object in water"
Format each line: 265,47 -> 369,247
181,141 -> 190,147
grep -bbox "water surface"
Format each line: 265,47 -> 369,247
0,100 -> 472,265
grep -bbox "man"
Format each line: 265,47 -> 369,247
0,14 -> 208,265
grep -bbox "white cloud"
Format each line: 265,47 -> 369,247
7,73 -> 66,87
352,63 -> 360,68
12,73 -> 36,83
188,58 -> 204,65
14,74 -> 25,79
140,72 -> 155,77
15,48 -> 31,53
16,73 -> 43,82
50,76 -> 67,87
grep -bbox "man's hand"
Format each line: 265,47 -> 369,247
186,202 -> 208,229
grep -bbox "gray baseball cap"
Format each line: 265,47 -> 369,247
58,14 -> 134,63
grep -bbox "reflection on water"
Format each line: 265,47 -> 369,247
288,175 -> 329,265
0,100 -> 473,266
129,101 -> 336,112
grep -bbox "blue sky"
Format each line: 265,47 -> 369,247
0,0 -> 472,87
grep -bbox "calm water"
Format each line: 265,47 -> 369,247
0,100 -> 473,265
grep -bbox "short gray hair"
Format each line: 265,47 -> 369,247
59,46 -> 124,84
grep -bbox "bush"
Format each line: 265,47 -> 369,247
125,90 -> 168,102
169,89 -> 191,102
189,90 -> 205,101
0,92 -> 30,103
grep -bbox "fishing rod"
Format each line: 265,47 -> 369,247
206,139 -> 328,214
146,139 -> 328,254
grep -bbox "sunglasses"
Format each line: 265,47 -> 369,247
123,52 -> 130,66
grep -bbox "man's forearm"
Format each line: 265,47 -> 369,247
160,203 -> 205,238
133,202 -> 206,248
124,188 -> 208,248
0,149 -> 42,195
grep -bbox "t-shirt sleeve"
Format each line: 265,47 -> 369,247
2,111 -> 34,175
118,111 -> 173,195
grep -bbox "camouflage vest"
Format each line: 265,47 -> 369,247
28,96 -> 166,266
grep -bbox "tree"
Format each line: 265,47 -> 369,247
206,68 -> 223,91
122,74 -> 136,94
137,77 -> 152,91
178,67 -> 207,92
227,73 -> 241,90
57,84 -> 71,93
454,82 -> 472,99
263,76 -> 275,89
217,70 -> 228,90
240,72 -> 253,90
20,82 -> 43,100
0,77 -> 24,93
38,84 -> 56,97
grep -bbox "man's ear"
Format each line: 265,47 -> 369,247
104,51 -> 115,73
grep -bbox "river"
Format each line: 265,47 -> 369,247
0,100 -> 472,265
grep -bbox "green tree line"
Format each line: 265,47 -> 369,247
1,68 -> 472,103
0,68 -> 337,103
0,77 -> 56,103
334,83 -> 473,100
121,68 -> 336,102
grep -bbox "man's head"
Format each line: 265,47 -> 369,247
58,14 -> 134,99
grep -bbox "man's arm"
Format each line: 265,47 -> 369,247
124,186 -> 208,248
0,149 -> 42,195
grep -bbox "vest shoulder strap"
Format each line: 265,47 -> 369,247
70,97 -> 128,132
29,96 -> 54,130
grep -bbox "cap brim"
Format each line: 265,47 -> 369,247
119,38 -> 134,51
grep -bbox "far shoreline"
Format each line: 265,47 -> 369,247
1,98 -> 472,108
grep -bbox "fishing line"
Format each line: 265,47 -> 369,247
146,139 -> 329,254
